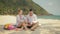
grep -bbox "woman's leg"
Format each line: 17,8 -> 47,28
15,23 -> 23,31
22,22 -> 28,30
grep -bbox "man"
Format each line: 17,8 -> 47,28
16,9 -> 28,30
26,9 -> 39,31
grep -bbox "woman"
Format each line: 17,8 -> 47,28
16,9 -> 28,30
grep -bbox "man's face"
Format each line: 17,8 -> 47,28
29,11 -> 33,16
19,10 -> 23,15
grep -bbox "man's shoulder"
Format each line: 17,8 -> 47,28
33,14 -> 37,17
26,14 -> 37,17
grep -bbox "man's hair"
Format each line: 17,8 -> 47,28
29,9 -> 33,11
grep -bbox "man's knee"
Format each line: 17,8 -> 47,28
33,22 -> 39,27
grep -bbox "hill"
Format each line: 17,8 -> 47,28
0,0 -> 50,15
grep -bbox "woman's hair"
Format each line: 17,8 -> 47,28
18,9 -> 23,13
18,9 -> 21,13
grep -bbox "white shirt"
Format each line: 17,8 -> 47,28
26,14 -> 37,24
16,15 -> 25,25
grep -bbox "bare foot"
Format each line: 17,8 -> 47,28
31,28 -> 35,31
24,28 -> 29,30
15,28 -> 23,31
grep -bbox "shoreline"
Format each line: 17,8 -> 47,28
0,15 -> 60,25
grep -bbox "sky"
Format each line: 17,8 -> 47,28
33,0 -> 60,15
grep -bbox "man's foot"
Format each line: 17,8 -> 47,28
31,28 -> 35,31
31,29 -> 35,31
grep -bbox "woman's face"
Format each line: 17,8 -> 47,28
19,10 -> 23,15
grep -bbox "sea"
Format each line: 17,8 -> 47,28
38,15 -> 60,20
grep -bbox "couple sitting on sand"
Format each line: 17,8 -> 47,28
16,9 -> 39,31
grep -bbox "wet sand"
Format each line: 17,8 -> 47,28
0,15 -> 60,34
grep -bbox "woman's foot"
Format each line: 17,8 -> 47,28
15,28 -> 23,31
24,28 -> 29,30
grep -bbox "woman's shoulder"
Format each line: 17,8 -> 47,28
16,15 -> 19,16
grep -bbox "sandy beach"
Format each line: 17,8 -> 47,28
0,15 -> 60,34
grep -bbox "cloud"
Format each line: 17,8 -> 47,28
48,2 -> 53,6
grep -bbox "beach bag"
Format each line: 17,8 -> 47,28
4,24 -> 15,30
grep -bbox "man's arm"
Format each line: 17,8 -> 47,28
34,15 -> 37,21
32,15 -> 38,23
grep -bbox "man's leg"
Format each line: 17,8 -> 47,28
27,23 -> 32,29
31,22 -> 39,31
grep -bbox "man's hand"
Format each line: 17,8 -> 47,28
28,23 -> 32,26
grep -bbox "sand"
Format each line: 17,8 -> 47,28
0,15 -> 60,34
